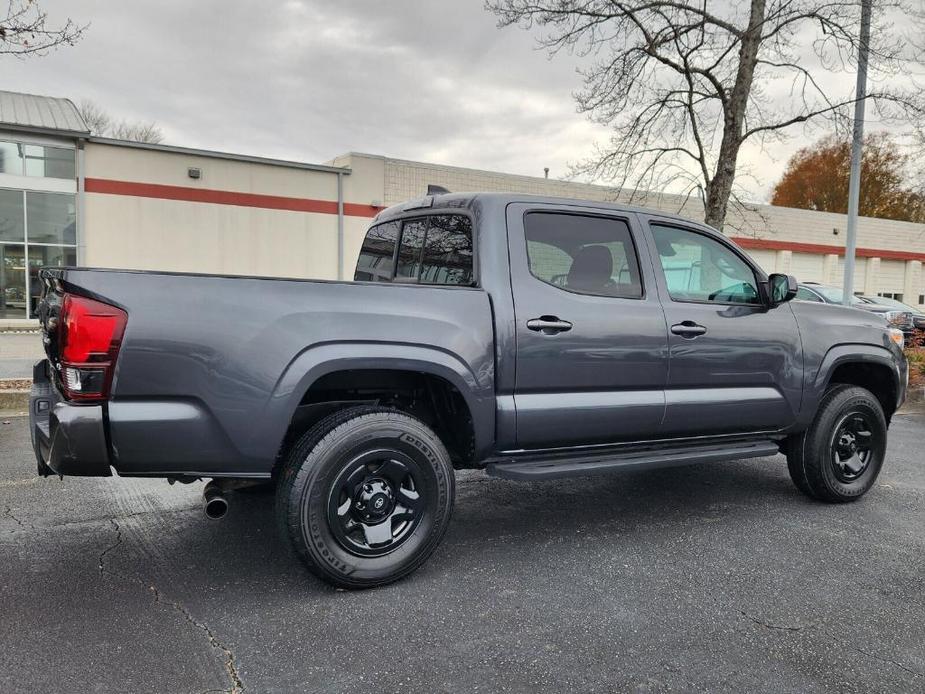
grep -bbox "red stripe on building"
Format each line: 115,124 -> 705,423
731,236 -> 925,263
84,178 -> 383,218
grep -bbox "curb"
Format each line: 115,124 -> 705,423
0,389 -> 29,411
905,384 -> 925,404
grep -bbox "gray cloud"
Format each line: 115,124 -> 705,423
6,0 -> 902,201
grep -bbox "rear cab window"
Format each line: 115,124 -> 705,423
354,214 -> 474,286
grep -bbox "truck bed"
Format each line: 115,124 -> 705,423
37,268 -> 495,476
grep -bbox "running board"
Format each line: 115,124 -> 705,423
486,439 -> 781,481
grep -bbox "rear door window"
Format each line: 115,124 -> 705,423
523,212 -> 643,298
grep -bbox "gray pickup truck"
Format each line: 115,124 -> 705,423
30,193 -> 908,588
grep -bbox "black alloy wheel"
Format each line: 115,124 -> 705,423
277,406 -> 455,589
327,451 -> 424,557
829,412 -> 875,483
786,384 -> 887,503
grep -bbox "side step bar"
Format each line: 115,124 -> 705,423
486,439 -> 781,481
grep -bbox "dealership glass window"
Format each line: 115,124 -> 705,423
0,188 -> 78,319
0,244 -> 27,319
0,141 -> 24,175
0,189 -> 25,242
26,192 -> 76,244
23,144 -> 76,179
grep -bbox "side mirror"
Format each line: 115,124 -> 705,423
768,273 -> 798,306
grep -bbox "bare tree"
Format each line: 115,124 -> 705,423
0,0 -> 85,57
78,100 -> 164,144
487,0 -> 925,230
77,99 -> 111,135
109,120 -> 163,144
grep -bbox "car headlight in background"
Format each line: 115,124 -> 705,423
887,327 -> 905,347
884,310 -> 912,328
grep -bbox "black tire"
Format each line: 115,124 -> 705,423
276,406 -> 455,589
786,385 -> 887,503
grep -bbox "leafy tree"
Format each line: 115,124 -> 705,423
487,0 -> 924,230
770,133 -> 924,223
0,0 -> 85,57
78,100 -> 164,144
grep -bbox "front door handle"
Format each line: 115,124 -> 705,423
527,316 -> 573,334
671,321 -> 707,338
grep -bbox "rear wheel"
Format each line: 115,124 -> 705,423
786,385 -> 887,502
276,406 -> 455,588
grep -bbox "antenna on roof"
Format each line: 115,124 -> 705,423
427,184 -> 451,195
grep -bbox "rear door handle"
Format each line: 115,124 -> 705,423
527,316 -> 573,334
671,321 -> 707,338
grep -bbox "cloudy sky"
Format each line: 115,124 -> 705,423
6,1 -> 909,202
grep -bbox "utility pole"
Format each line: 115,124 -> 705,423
843,0 -> 872,305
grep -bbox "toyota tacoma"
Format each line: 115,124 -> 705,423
30,193 -> 908,588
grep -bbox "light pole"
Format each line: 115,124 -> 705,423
842,0 -> 872,305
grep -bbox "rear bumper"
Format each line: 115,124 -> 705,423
30,360 -> 111,477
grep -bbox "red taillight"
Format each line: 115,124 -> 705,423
58,294 -> 127,401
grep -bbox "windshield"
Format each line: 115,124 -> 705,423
809,285 -> 864,305
865,296 -> 918,312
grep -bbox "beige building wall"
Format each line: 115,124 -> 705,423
82,195 -> 339,278
84,142 -> 352,280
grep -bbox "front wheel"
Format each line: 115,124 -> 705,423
276,407 -> 455,589
786,385 -> 887,503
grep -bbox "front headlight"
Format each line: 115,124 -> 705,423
885,310 -> 911,327
887,327 -> 905,347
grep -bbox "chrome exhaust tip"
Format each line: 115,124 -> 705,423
203,481 -> 228,520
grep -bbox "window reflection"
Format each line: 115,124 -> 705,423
23,144 -> 76,179
0,244 -> 27,319
0,189 -> 25,242
0,141 -> 24,175
26,192 -> 76,244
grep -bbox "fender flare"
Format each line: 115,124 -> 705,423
257,341 -> 495,462
793,343 -> 903,428
812,343 -> 901,393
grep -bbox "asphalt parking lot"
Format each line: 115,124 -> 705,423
2,412 -> 924,694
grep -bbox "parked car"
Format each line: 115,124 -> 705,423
858,295 -> 925,334
796,282 -> 914,333
30,193 -> 907,588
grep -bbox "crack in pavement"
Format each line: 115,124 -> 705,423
3,505 -> 27,531
97,519 -> 123,574
739,610 -> 816,632
97,519 -> 245,693
735,606 -> 921,680
146,582 -> 245,694
822,629 -> 923,680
